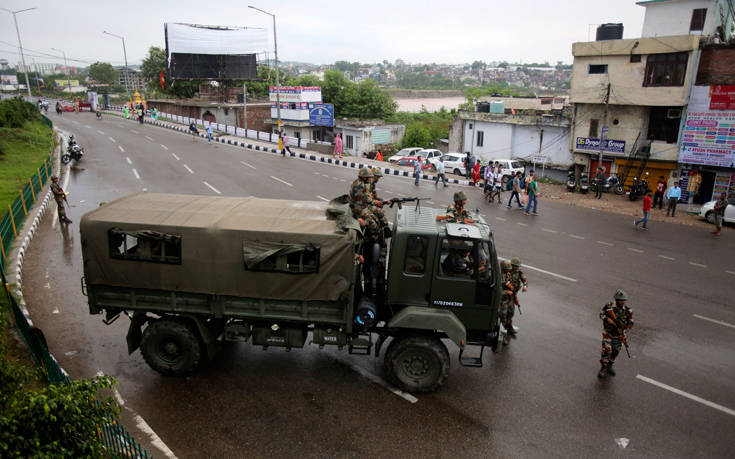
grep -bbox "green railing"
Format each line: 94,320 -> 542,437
0,115 -> 153,458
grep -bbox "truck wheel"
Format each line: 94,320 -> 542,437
385,335 -> 449,393
141,320 -> 202,376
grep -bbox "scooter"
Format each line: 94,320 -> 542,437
579,173 -> 590,194
566,171 -> 576,192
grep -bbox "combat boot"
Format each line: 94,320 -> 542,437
606,364 -> 616,376
506,326 -> 517,337
597,365 -> 608,379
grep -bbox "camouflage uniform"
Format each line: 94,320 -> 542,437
444,203 -> 471,223
498,261 -> 515,331
348,169 -> 373,217
368,169 -> 390,232
50,177 -> 71,223
599,290 -> 634,377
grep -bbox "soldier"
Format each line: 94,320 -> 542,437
506,257 -> 528,336
348,168 -> 374,218
368,168 -> 391,239
598,289 -> 634,379
50,176 -> 72,224
437,191 -> 474,224
498,260 -> 516,338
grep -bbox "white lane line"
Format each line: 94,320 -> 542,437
569,234 -> 585,240
517,222 -> 528,227
313,172 -> 320,175
321,174 -> 329,178
183,164 -> 194,174
132,169 -> 140,180
96,129 -> 104,135
384,190 -> 394,194
636,374 -> 735,417
693,314 -> 735,330
689,262 -> 707,268
542,228 -> 558,233
108,137 -> 116,143
332,357 -> 418,404
240,161 -> 256,169
658,255 -> 675,261
160,144 -> 168,150
203,181 -> 221,194
427,200 -> 435,205
85,125 -> 91,129
72,120 -> 79,124
627,247 -> 644,253
727,270 -> 735,276
498,256 -> 577,283
316,195 -> 330,202
126,157 -> 132,165
596,240 -> 613,246
495,217 -> 507,222
131,129 -> 139,134
145,135 -> 153,141
332,176 -> 339,181
340,179 -> 346,182
118,145 -> 124,153
271,176 -> 293,187
171,153 -> 180,161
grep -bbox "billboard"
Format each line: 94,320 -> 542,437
165,23 -> 267,80
679,85 -> 735,167
309,103 -> 334,127
575,137 -> 626,154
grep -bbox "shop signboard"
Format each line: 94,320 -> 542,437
680,85 -> 735,167
308,103 -> 334,127
575,137 -> 626,154
709,85 -> 735,110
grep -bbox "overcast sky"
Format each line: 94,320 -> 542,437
0,0 -> 645,68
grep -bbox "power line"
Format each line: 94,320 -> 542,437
0,40 -> 91,64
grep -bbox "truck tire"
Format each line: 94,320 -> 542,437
385,335 -> 449,393
141,319 -> 202,376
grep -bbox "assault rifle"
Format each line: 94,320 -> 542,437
380,197 -> 431,211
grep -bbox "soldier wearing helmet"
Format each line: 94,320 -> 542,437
502,257 -> 528,336
50,175 -> 72,224
598,289 -> 634,379
437,190 -> 473,224
348,168 -> 374,217
498,260 -> 516,337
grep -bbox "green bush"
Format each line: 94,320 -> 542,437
0,99 -> 39,129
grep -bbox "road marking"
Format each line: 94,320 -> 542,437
108,137 -> 116,143
271,176 -> 293,187
636,374 -> 735,417
658,255 -> 675,261
689,262 -> 707,268
145,135 -> 153,141
321,174 -> 329,178
542,228 -> 558,233
131,129 -> 139,134
316,195 -> 329,202
693,314 -> 735,330
596,240 -> 613,246
495,217 -> 507,222
313,172 -> 320,175
132,169 -> 140,180
171,153 -> 180,161
384,190 -> 394,194
727,270 -> 735,276
72,120 -> 79,125
498,256 -> 576,282
340,179 -> 346,182
332,176 -> 339,180
203,181 -> 221,194
240,161 -> 256,169
118,145 -> 124,153
126,157 -> 132,165
569,234 -> 585,240
183,164 -> 194,174
517,222 -> 528,227
627,247 -> 644,253
332,357 -> 418,404
85,125 -> 91,129
160,144 -> 168,150
97,130 -> 104,135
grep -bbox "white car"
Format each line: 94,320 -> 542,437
419,149 -> 443,169
699,198 -> 735,224
388,147 -> 423,163
441,153 -> 467,176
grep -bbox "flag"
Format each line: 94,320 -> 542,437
159,70 -> 165,90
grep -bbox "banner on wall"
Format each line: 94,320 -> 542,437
575,137 -> 626,154
680,85 -> 735,167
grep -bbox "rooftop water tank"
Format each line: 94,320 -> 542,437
489,101 -> 505,114
596,23 -> 624,41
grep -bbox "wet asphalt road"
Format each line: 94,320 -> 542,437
20,112 -> 735,458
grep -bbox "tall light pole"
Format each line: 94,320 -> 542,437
1,7 -> 36,98
248,5 -> 281,133
103,30 -> 131,100
51,47 -> 73,101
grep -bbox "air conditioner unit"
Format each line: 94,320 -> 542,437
667,108 -> 682,119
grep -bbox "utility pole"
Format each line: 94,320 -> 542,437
103,31 -> 131,101
249,6 -> 281,134
242,83 -> 248,130
536,128 -> 544,175
1,7 -> 36,98
597,83 -> 611,167
52,48 -> 73,101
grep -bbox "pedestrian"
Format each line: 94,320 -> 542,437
634,191 -> 652,230
434,156 -> 448,187
333,133 -> 343,159
653,175 -> 666,210
468,153 -> 476,179
138,106 -> 144,124
206,125 -> 213,144
598,289 -> 634,379
375,150 -> 383,162
594,167 -> 605,199
463,152 -> 471,179
471,160 -> 481,186
712,192 -> 728,237
483,163 -> 494,195
666,181 -> 681,217
123,105 -> 128,119
414,156 -> 422,186
50,176 -> 72,224
524,171 -> 538,215
507,171 -> 523,209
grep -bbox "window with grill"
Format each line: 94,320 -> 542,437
251,247 -> 320,274
690,8 -> 707,31
643,53 -> 688,87
477,130 -> 484,147
346,135 -> 354,149
588,64 -> 608,74
109,229 -> 182,264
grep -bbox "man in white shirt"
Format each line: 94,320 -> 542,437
434,157 -> 448,187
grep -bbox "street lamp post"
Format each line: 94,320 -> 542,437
248,5 -> 281,133
1,7 -> 36,98
51,47 -> 73,101
103,31 -> 131,100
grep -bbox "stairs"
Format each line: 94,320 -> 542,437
618,132 -> 651,187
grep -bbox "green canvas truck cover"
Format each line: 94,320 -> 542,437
80,193 -> 359,302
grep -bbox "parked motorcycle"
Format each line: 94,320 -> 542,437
566,171 -> 576,192
628,174 -> 650,201
579,173 -> 590,193
590,174 -> 624,195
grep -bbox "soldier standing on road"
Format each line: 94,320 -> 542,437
437,191 -> 474,224
50,176 -> 72,224
499,260 -> 516,338
598,289 -> 634,379
506,257 -> 528,336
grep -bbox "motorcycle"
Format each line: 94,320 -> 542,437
628,174 -> 650,201
590,174 -> 624,195
579,173 -> 590,194
566,171 -> 576,192
62,136 -> 84,164
96,110 -> 102,119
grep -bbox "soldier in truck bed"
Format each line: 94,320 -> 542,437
437,191 -> 474,224
349,168 -> 374,217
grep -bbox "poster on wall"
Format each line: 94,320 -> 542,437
678,167 -> 691,203
713,173 -> 732,196
710,85 -> 735,110
680,85 -> 735,167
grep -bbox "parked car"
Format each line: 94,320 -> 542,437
699,197 -> 735,224
394,157 -> 434,170
442,153 -> 467,176
487,158 -> 525,184
419,149 -> 443,169
388,147 -> 423,163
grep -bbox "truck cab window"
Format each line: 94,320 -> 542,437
404,235 -> 428,274
439,238 -> 474,279
477,241 -> 493,284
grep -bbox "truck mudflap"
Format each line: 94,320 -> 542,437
126,312 -> 148,354
387,306 -> 466,348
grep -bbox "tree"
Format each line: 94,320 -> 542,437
322,71 -> 396,119
140,46 -> 198,98
88,62 -> 119,85
402,122 -> 434,148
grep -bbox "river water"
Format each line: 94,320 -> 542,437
394,96 -> 466,113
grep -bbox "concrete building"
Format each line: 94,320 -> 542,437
335,121 -> 405,157
265,86 -> 330,141
148,99 -> 272,132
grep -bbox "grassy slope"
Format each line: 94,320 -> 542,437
0,120 -> 53,210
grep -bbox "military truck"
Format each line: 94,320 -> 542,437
80,192 -> 504,393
